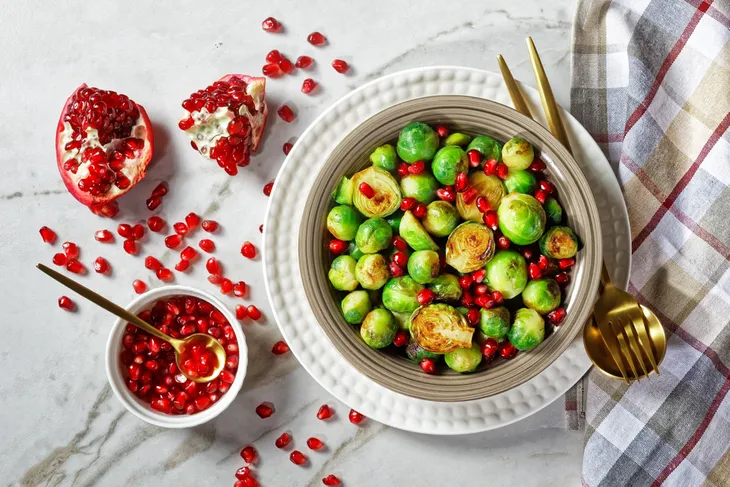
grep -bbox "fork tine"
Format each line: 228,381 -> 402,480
595,315 -> 630,384
622,317 -> 649,378
630,309 -> 660,375
610,319 -> 639,381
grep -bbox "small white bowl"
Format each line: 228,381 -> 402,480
105,285 -> 247,428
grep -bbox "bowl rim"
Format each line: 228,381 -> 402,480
105,285 -> 248,428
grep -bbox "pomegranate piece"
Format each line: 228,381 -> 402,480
417,288 -> 434,306
467,149 -> 482,167
275,432 -> 292,448
179,75 -> 268,175
461,187 -> 478,205
483,210 -> 499,231
233,281 -> 247,297
255,402 -> 274,418
283,142 -> 293,155
413,203 -> 427,219
475,196 -> 491,213
548,307 -> 567,325
95,229 -> 114,242
146,197 -> 161,211
393,330 -> 409,347
94,256 -> 110,274
66,259 -> 86,274
496,163 -> 509,180
52,253 -> 67,266
529,159 -> 547,172
400,197 -> 416,211
556,272 -> 571,286
184,212 -> 200,229
420,358 -> 436,374
329,239 -> 347,254
436,186 -> 456,202
290,450 -> 308,466
277,105 -> 295,123
241,241 -> 256,259
58,296 -> 75,311
317,404 -> 334,420
123,239 -> 138,255
307,437 -> 324,450
165,234 -> 182,249
499,341 -> 518,359
133,224 -> 145,240
389,262 -> 404,277
201,220 -> 218,232
180,246 -> 198,261
62,242 -> 79,259
408,160 -> 425,175
272,340 -> 289,355
278,57 -> 294,74
39,226 -> 57,244
173,222 -> 188,236
492,291 -> 504,304
151,182 -> 168,198
558,258 -> 575,270
235,305 -> 248,320
144,256 -> 162,271
199,239 -> 215,253
307,31 -> 327,45
266,49 -> 283,63
466,307 -> 481,326
117,224 -> 133,239
349,409 -> 366,424
132,279 -> 147,294
208,274 -> 223,285
240,445 -> 257,464
259,224 -> 263,233
534,189 -> 548,205
261,16 -> 281,32
301,78 -> 318,95
436,125 -> 449,137
235,466 -> 251,480
147,216 -> 165,232
528,262 -> 542,280
497,235 -> 511,249
247,305 -> 262,320
295,56 -> 314,69
322,475 -> 342,486
220,278 -> 234,294
481,337 -> 499,362
156,268 -> 173,281
263,181 -> 274,196
205,257 -> 221,274
538,254 -> 550,271
455,172 -> 468,192
331,59 -> 349,73
397,163 -> 409,178
174,260 -> 189,272
262,63 -> 284,78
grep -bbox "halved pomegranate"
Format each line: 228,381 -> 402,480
178,74 -> 268,176
56,85 -> 154,212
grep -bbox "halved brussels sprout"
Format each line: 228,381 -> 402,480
443,132 -> 472,147
341,290 -> 372,324
444,343 -> 482,373
479,306 -> 511,339
502,137 -> 534,170
328,255 -> 359,291
382,276 -> 424,314
456,172 -> 506,222
431,146 -> 469,185
351,166 -> 402,218
348,241 -> 364,260
484,250 -> 527,299
522,278 -> 561,315
467,135 -> 502,161
405,339 -> 441,362
445,222 -> 495,273
428,273 -> 463,301
393,311 -> 411,330
360,308 -> 397,349
369,144 -> 397,172
399,210 -> 439,251
332,176 -> 354,205
544,197 -> 563,225
497,193 -> 546,245
507,308 -> 545,351
327,205 -> 363,241
396,122 -> 439,163
355,254 -> 390,290
422,201 -> 459,237
355,217 -> 393,254
410,303 -> 474,354
503,169 -> 537,194
539,226 -> 579,259
400,173 -> 439,204
407,250 -> 441,284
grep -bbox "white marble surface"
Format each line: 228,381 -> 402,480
0,1 -> 583,485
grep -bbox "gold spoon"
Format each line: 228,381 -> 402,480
38,263 -> 226,383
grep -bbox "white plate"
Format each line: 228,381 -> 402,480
263,67 -> 631,435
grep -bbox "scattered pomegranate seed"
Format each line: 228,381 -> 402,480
358,182 -> 375,199
467,149 -> 482,167
349,409 -> 366,424
165,234 -> 182,249
301,78 -> 318,94
307,437 -> 324,450
173,222 -> 188,236
308,31 -> 326,45
240,477 -> 260,487
144,256 -> 162,271
529,159 -> 547,172
420,358 -> 436,374
201,220 -> 218,233
89,201 -> 120,218
522,247 -> 535,261
94,256 -> 110,274
408,160 -> 425,175
461,291 -> 474,307
413,203 -> 427,218
95,230 -> 114,243
263,181 -> 274,196
240,445 -> 257,464
277,105 -> 295,123
123,239 -> 138,255
117,224 -> 133,239
475,295 -> 495,309
146,197 -> 162,211
459,275 -> 473,289
262,63 -> 284,78
538,254 -> 550,271
282,142 -> 293,155
539,179 -> 554,194
156,268 -> 173,281
484,158 -> 498,176
317,404 -> 334,420
400,197 -> 416,211
393,330 -> 409,347
151,182 -> 168,198
436,186 -> 456,202
185,213 -> 200,230
279,57 -> 294,74
417,288 -> 434,306
472,268 -> 486,283
497,235 -> 511,249
474,284 -> 488,295
132,279 -> 147,294
481,337 -> 499,361
177,246 -> 196,262
499,342 -> 518,359
455,172 -> 468,192
322,475 -> 341,486
174,260 -> 189,272
397,163 -> 409,178
389,262 -> 404,277
66,259 -> 85,274
235,304 -> 248,320
329,239 -> 348,254
266,49 -> 283,63
462,187 -> 478,204
290,450 -> 308,466
492,291 -> 504,304
436,125 -> 449,137
392,236 -> 408,252
241,242 -> 257,259
220,278 -> 234,294
275,432 -> 292,448
391,252 -> 408,268
295,56 -> 314,69
147,216 -> 165,232
555,272 -> 571,287
496,163 -> 509,179
272,340 -> 290,355
483,210 -> 499,230
331,59 -> 349,73
133,224 -> 145,240
208,274 -> 223,285
558,258 -> 575,269
548,307 -> 567,325
58,296 -> 75,311
235,466 -> 252,480
534,189 -> 548,205
52,253 -> 67,266
39,226 -> 57,244
475,196 -> 491,213
63,242 -> 79,259
247,305 -> 262,320
255,403 -> 274,418
262,16 -> 281,32
528,262 -> 542,280
196,239 -> 214,253
466,307 -> 481,326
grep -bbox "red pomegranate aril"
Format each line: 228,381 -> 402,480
132,279 -> 147,294
417,288 -> 434,306
94,256 -> 110,274
497,235 -> 511,249
436,125 -> 449,138
58,296 -> 75,311
538,254 -> 550,271
461,291 -> 474,307
474,284 -> 488,296
332,59 -> 349,73
295,56 -> 314,69
165,234 -> 182,249
263,181 -> 274,196
329,239 -> 348,254
322,475 -> 342,486
235,305 -> 248,320
184,212 -> 200,229
317,404 -> 334,420
462,187 -> 478,204
233,281 -> 247,297
220,279 -> 234,294
235,467 -> 251,481
266,49 -> 283,63
548,307 -> 567,325
420,358 -> 436,374
278,57 -> 294,74
66,259 -> 85,274
277,105 -> 295,123
247,305 -> 262,320
471,268 -> 486,283
205,257 -> 221,274
62,242 -> 79,259
176,246 -> 196,262
262,62 -> 284,78
499,342 -> 518,359
151,182 -> 168,198
349,409 -> 366,424
400,197 -> 416,211
133,224 -> 145,240
481,337 -> 499,361
255,403 -> 274,418
436,186 -> 456,202
555,272 -> 571,287
145,256 -> 162,271
146,197 -> 162,211
408,160 -> 425,175
282,142 -> 294,155
359,182 -> 375,199
492,291 -> 504,304
193,239 -> 214,254
39,226 -> 57,244
275,432 -> 292,448
241,241 -> 256,259
240,477 -> 260,487
297,78 -> 317,95
392,236 -> 408,252
52,253 -> 67,266
529,159 -> 547,172
174,260 -> 189,272
272,340 -> 290,355
393,330 -> 409,347
262,16 -> 281,32
466,307 -> 481,326
558,258 -> 575,270
522,247 -> 535,261
308,31 -> 326,45
389,262 -> 404,277
123,239 -> 137,255
147,216 -> 165,232
538,179 -> 554,194
290,450 -> 308,466
483,211 -> 499,231
391,251 -> 408,268
208,274 -> 223,285
455,172 -> 468,192
484,158 -> 498,176
397,163 -> 409,178
95,229 -> 114,243
496,163 -> 509,179
307,437 -> 324,450
173,222 -> 188,236
528,263 -> 542,280
459,275 -> 473,289
475,196 -> 491,214
156,268 -> 173,281
117,224 -> 132,239
413,203 -> 427,218
240,445 -> 257,464
467,149 -> 482,167
534,189 -> 548,205
201,220 -> 218,233
475,295 -> 495,309
194,396 -> 211,411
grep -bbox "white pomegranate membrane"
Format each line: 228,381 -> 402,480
120,295 -> 239,415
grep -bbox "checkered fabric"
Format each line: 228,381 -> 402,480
569,0 -> 730,485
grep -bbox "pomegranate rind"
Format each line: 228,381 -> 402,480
55,84 -> 154,207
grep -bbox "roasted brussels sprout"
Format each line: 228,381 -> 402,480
328,255 -> 359,291
400,173 -> 439,204
479,306 -> 511,339
355,217 -> 393,254
539,226 -> 579,259
348,241 -> 364,260
522,278 -> 561,315
369,144 -> 397,172
407,250 -> 441,284
428,273 -> 463,301
405,339 -> 441,362
393,311 -> 411,330
456,172 -> 506,222
445,221 -> 495,273
382,276 -> 424,314
327,205 -> 363,241
507,308 -> 545,351
431,146 -> 469,185
360,308 -> 398,349
351,166 -> 402,218
503,169 -> 537,194
355,254 -> 390,290
399,210 -> 439,251
396,122 -> 439,163
443,132 -> 472,147
444,343 -> 483,373
410,303 -> 474,354
332,176 -> 354,205
422,201 -> 459,237
497,193 -> 546,245
501,137 -> 534,170
484,250 -> 528,299
341,290 -> 372,324
544,197 -> 563,225
467,135 -> 502,161
385,211 -> 403,232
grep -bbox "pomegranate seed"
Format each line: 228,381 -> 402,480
400,197 -> 416,211
39,226 -> 56,244
240,477 -> 260,487
467,149 -> 482,167
296,56 -> 314,69
220,278 -> 234,294
459,275 -> 473,289
391,252 -> 408,268
204,257 -> 220,274
436,125 -> 449,137
558,258 -> 575,269
263,181 -> 274,196
195,239 -> 215,253
461,291 -> 474,307
539,179 -> 554,194
201,220 -> 218,233
528,263 -> 542,280
420,358 -> 436,374
308,31 -> 326,45
95,230 -> 114,243
474,284 -> 488,295
331,59 -> 349,73
307,437 -> 324,450
146,197 -> 162,211
397,163 -> 409,178
359,182 -> 375,199
132,280 -> 147,294
417,288 -> 434,306
123,239 -> 137,255
262,16 -> 281,32
496,163 -> 509,179
413,203 -> 427,218
475,196 -> 491,213
349,409 -> 366,424
555,272 -> 571,286
389,262 -> 404,277
481,337 -> 499,361
279,57 -> 294,74
208,274 -> 223,285
534,189 -> 548,205
240,445 -> 257,464
492,291 -> 504,304
184,213 -> 200,230
174,260 -> 189,272
393,330 -> 409,347
538,255 -> 550,271
173,222 -> 188,236
235,304 -> 248,320
272,340 -> 289,355
66,259 -> 85,274
117,224 -> 132,239
255,403 -> 274,418
144,256 -> 161,271
407,160 -> 425,175
62,242 -> 79,259
230,282 -> 245,298
454,172 -> 468,192
497,235 -> 511,249
529,159 -> 547,172
133,224 -> 145,240
475,295 -> 495,309
483,211 -> 499,230
156,268 -> 173,281
329,239 -> 348,254
247,305 -> 262,320
392,236 -> 408,252
548,307 -> 567,325
94,256 -> 110,274
522,247 -> 535,261
275,432 -> 292,448
472,268 -> 486,283
436,186 -> 456,202
262,63 -> 284,78
165,234 -> 182,249
462,187 -> 478,204
266,49 -> 283,63
466,307 -> 481,326
277,105 -> 295,123
241,242 -> 256,259
147,216 -> 165,232
317,404 -> 334,420
151,182 -> 168,198
177,246 -> 196,262
301,78 -> 318,94
58,296 -> 75,311
235,467 -> 251,480
52,253 -> 67,266
283,142 -> 293,155
499,342 -> 518,359
290,450 -> 308,466
484,159 -> 498,176
322,475 -> 342,486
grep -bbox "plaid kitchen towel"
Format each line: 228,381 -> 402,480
569,0 -> 730,485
